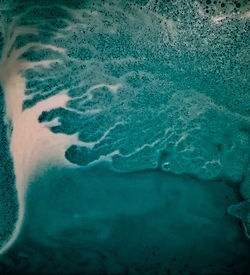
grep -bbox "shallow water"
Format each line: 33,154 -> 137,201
0,0 -> 249,274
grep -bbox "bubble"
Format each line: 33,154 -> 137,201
162,162 -> 170,171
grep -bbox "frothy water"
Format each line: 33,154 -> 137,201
0,0 -> 249,274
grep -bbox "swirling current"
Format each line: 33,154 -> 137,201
0,0 -> 249,274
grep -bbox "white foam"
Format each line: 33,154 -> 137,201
86,83 -> 122,98
0,40 -> 79,254
211,15 -> 227,23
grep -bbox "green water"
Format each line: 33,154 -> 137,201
0,0 -> 249,274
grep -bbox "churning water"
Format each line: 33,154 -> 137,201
0,0 -> 249,274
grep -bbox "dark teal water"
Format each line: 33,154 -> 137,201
0,0 -> 249,274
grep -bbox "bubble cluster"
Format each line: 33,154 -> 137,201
21,0 -> 248,185
198,0 -> 249,16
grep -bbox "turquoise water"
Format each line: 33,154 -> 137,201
0,0 -> 249,274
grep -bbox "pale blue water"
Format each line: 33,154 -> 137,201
0,0 -> 249,274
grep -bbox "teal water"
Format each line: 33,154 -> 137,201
2,166 -> 250,274
0,0 -> 249,274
